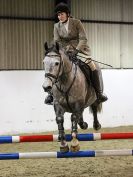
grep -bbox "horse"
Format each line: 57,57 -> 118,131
43,42 -> 102,152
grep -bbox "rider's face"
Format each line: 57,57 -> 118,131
58,12 -> 68,22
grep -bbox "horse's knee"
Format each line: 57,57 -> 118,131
71,114 -> 78,121
56,116 -> 64,124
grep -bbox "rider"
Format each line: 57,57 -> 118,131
45,2 -> 108,104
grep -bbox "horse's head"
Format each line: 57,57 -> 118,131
43,42 -> 63,92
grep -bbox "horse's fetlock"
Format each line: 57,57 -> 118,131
71,114 -> 77,121
58,132 -> 65,141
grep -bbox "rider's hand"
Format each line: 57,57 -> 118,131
72,49 -> 79,58
71,49 -> 79,57
69,49 -> 79,64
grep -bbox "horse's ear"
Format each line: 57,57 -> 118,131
55,42 -> 60,51
44,42 -> 48,51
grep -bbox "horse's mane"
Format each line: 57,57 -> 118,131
45,42 -> 69,60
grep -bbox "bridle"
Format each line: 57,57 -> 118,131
44,51 -> 77,111
44,52 -> 73,84
45,54 -> 62,83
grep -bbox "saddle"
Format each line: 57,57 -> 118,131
67,52 -> 92,86
78,60 -> 92,86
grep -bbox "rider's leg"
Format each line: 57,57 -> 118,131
85,59 -> 108,103
45,91 -> 53,105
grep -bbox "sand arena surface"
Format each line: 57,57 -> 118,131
0,126 -> 133,177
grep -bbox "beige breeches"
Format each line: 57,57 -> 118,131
77,53 -> 96,71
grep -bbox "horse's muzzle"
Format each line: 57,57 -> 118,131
43,85 -> 52,92
43,77 -> 53,92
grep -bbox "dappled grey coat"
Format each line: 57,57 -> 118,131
54,17 -> 91,56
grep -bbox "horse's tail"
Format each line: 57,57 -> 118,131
89,102 -> 102,113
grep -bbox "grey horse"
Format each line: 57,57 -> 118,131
43,42 -> 102,152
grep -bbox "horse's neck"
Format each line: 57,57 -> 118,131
60,55 -> 74,84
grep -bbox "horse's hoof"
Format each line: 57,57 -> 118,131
70,144 -> 80,152
70,137 -> 80,152
93,122 -> 101,131
79,122 -> 88,130
60,145 -> 69,153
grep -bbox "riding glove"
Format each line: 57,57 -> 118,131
71,49 -> 79,57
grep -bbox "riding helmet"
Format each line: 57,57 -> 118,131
55,3 -> 70,14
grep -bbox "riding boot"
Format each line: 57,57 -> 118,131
92,70 -> 108,103
45,92 -> 53,105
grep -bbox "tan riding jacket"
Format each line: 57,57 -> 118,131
54,17 -> 91,56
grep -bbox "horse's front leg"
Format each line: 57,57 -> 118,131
56,116 -> 69,152
70,114 -> 80,152
54,102 -> 69,152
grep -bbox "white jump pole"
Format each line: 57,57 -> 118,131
0,149 -> 132,160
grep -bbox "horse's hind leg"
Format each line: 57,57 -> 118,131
91,104 -> 101,130
70,113 -> 80,152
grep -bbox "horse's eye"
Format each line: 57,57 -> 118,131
55,62 -> 59,66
